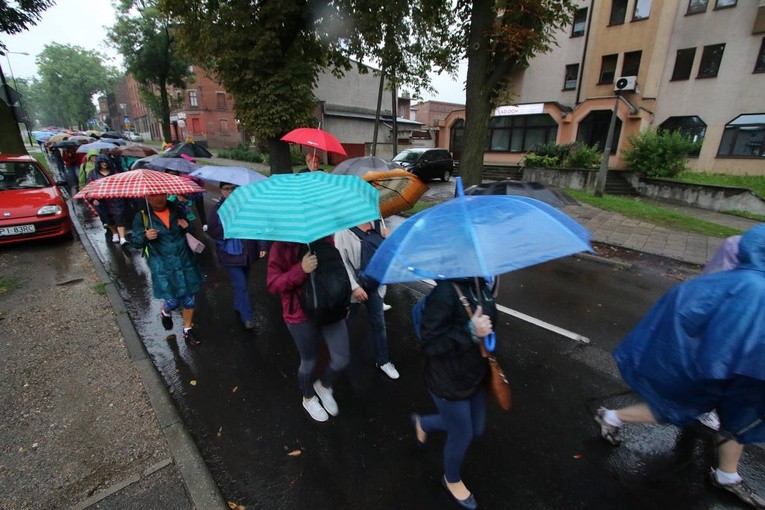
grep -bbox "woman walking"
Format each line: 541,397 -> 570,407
87,154 -> 128,245
266,238 -> 351,422
412,277 -> 496,509
132,193 -> 204,347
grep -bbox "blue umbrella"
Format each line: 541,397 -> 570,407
189,165 -> 267,186
365,177 -> 592,284
76,141 -> 118,153
218,172 -> 380,243
34,131 -> 58,141
147,157 -> 200,174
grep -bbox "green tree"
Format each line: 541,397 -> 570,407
35,43 -> 116,128
163,0 -> 456,173
108,0 -> 194,143
1,0 -> 54,153
456,0 -> 575,186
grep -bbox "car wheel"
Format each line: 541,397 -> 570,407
441,169 -> 452,182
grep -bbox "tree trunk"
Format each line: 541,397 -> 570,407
460,0 -> 495,188
0,100 -> 27,154
159,81 -> 172,144
268,137 -> 292,174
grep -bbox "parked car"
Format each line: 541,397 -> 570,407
0,154 -> 73,244
123,131 -> 144,142
392,148 -> 454,182
463,181 -> 578,208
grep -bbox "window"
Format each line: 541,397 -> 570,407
687,0 -> 708,14
755,38 -> 765,73
714,0 -> 736,9
485,114 -> 558,153
599,54 -> 618,84
718,114 -> 765,158
577,110 -> 623,152
216,92 -> 227,109
610,0 -> 628,25
671,48 -> 696,80
659,116 -> 706,156
449,118 -> 465,161
563,64 -> 579,90
220,119 -> 229,133
572,8 -> 587,37
697,43 -> 725,78
622,51 -> 642,77
633,0 -> 652,20
188,90 -> 198,108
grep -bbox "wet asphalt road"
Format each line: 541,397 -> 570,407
71,184 -> 764,510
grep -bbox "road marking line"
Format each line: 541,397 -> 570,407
419,279 -> 590,344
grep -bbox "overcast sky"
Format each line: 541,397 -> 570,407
4,0 -> 467,104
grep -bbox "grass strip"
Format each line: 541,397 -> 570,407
566,189 -> 742,238
672,172 -> 765,198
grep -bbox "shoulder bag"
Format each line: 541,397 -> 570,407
452,283 -> 512,411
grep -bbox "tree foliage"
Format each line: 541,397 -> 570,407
162,0 -> 457,172
0,0 -> 54,52
109,0 -> 194,143
34,43 -> 116,128
456,0 -> 576,186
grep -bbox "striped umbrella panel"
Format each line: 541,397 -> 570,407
363,170 -> 429,218
74,169 -> 204,199
218,172 -> 380,243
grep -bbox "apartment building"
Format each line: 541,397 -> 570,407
442,0 -> 765,174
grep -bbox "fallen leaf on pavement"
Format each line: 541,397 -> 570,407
217,426 -> 223,437
288,450 -> 302,457
232,386 -> 239,393
190,380 -> 197,386
227,502 -> 246,510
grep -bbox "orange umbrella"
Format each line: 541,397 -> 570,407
362,169 -> 428,217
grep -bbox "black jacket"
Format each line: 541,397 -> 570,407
420,278 -> 498,400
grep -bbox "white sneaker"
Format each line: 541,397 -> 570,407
382,303 -> 392,312
202,224 -> 208,232
697,410 -> 721,431
379,362 -> 400,380
111,233 -> 119,243
119,238 -> 128,246
302,397 -> 328,422
313,381 -> 339,416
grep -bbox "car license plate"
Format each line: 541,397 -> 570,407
0,224 -> 36,236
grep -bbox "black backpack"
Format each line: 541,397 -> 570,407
299,239 -> 351,325
350,221 -> 384,292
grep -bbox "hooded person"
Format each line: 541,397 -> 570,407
78,149 -> 100,189
594,224 -> 765,509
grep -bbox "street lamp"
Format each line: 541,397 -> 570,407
3,51 -> 34,146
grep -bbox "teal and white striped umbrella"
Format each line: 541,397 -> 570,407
218,172 -> 380,243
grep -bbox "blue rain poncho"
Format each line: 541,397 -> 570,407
614,224 -> 765,443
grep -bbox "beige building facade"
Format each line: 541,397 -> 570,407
443,0 -> 765,174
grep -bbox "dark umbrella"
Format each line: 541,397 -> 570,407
165,142 -> 213,159
147,157 -> 200,174
463,181 -> 578,208
332,156 -> 397,175
51,140 -> 78,148
101,131 -> 123,139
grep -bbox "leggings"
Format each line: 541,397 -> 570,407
420,389 -> 486,483
286,320 -> 350,398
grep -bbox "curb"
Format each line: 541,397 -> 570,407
67,203 -> 227,509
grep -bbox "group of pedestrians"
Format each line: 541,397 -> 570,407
73,146 -> 763,510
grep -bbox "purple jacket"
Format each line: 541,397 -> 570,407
206,198 -> 269,267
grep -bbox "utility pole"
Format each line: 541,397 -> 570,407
594,92 -> 620,197
372,72 -> 384,156
391,82 -> 398,156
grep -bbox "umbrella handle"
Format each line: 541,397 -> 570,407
484,331 -> 496,352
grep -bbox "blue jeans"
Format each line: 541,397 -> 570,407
286,320 -> 350,398
225,265 -> 252,322
420,389 -> 486,483
347,289 -> 389,365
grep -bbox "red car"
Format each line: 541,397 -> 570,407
0,154 -> 73,244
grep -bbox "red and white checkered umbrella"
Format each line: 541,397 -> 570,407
74,169 -> 204,200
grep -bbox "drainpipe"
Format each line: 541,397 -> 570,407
576,0 -> 596,106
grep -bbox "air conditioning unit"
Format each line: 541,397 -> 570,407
615,76 -> 637,92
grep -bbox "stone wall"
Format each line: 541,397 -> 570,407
522,167 -> 598,192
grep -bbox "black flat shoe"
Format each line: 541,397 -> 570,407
441,476 -> 478,510
411,413 -> 426,449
